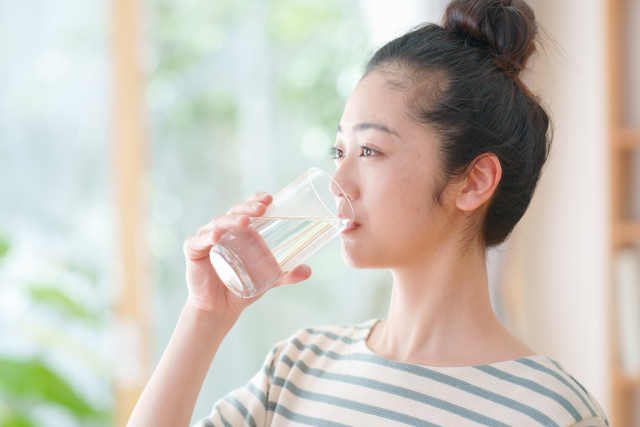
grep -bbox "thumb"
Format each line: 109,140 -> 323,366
276,264 -> 312,286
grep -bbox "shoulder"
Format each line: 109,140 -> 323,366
487,356 -> 609,426
280,318 -> 378,347
267,319 -> 378,365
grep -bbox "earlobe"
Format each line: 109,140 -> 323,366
454,154 -> 502,212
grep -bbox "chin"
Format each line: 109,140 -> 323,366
340,239 -> 384,269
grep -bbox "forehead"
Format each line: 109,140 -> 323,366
341,70 -> 437,145
341,71 -> 407,126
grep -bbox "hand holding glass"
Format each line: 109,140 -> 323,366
210,168 -> 354,298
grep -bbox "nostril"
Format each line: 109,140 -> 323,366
330,168 -> 357,203
329,179 -> 342,198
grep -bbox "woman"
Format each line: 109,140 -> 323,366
128,0 -> 608,425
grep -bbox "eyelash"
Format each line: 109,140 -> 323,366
328,145 -> 380,160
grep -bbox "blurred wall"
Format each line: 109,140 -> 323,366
359,0 -> 449,47
514,0 -> 610,413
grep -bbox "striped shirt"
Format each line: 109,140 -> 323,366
196,319 -> 608,427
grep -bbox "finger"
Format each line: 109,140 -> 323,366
197,194 -> 272,233
245,191 -> 273,206
183,229 -> 222,260
275,264 -> 312,286
197,214 -> 250,234
215,214 -> 250,230
227,200 -> 267,216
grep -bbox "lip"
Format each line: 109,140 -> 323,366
338,215 -> 359,234
341,223 -> 359,234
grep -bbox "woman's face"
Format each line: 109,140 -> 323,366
332,70 -> 457,269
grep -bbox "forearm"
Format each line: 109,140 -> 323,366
127,302 -> 240,427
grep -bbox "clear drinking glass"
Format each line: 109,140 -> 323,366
210,167 -> 354,298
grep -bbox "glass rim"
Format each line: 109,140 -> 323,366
308,167 -> 355,222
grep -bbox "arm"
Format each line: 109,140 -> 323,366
127,303 -> 239,427
126,192 -> 311,427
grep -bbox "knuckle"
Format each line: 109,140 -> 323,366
247,191 -> 268,201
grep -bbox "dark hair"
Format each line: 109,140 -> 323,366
365,0 -> 551,248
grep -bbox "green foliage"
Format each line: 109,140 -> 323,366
0,233 -> 10,260
0,229 -> 109,426
27,286 -> 100,325
165,87 -> 238,136
0,359 -> 100,419
266,0 -> 342,45
266,0 -> 368,141
0,410 -> 37,427
151,0 -> 247,72
145,0 -> 368,203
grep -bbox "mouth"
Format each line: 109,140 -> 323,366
338,216 -> 360,234
341,223 -> 359,234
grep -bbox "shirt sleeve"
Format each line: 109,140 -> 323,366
582,388 -> 610,426
567,388 -> 609,427
568,417 -> 608,427
193,340 -> 285,427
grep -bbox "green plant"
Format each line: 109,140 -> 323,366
0,233 -> 110,427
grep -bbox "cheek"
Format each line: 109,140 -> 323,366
377,161 -> 434,213
367,167 -> 436,240
341,156 -> 441,268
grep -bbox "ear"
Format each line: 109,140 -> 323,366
454,153 -> 502,212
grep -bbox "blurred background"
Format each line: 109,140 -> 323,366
2,0 -> 639,425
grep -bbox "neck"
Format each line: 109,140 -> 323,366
368,238 -> 531,366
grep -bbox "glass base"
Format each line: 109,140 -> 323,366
210,245 -> 257,298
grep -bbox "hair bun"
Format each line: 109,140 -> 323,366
442,0 -> 538,76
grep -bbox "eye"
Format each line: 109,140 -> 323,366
359,145 -> 380,157
328,145 -> 381,160
361,146 -> 375,157
328,147 -> 343,160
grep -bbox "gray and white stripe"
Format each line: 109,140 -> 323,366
197,320 -> 608,427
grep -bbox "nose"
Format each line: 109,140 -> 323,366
329,179 -> 344,201
330,163 -> 358,210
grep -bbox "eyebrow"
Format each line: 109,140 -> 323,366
336,122 -> 400,138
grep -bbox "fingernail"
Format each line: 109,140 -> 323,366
251,202 -> 261,209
